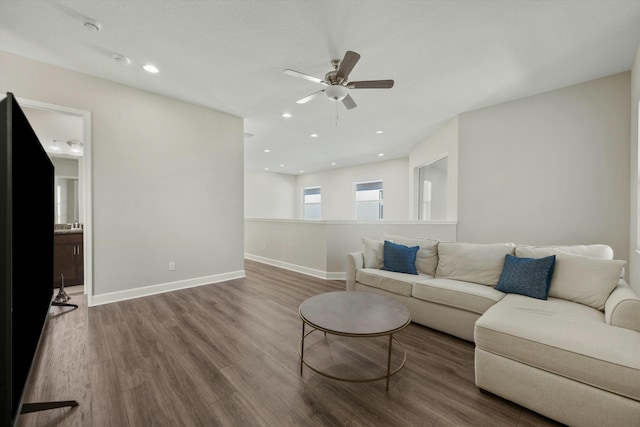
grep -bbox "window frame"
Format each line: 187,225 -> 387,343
302,186 -> 322,220
354,179 -> 383,220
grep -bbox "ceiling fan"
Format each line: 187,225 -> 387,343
283,51 -> 394,110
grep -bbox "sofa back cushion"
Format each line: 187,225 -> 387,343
515,246 -> 625,310
362,238 -> 384,269
515,244 -> 613,260
383,234 -> 439,276
436,242 -> 516,286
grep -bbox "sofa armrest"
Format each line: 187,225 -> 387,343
346,252 -> 364,291
605,280 -> 640,333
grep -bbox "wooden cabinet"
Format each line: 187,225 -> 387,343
53,232 -> 83,288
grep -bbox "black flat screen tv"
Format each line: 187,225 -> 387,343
1,92 -> 55,426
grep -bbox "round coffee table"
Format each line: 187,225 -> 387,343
298,291 -> 411,390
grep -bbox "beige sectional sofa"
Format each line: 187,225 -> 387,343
346,235 -> 640,427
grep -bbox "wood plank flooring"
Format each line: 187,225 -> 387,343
17,260 -> 563,426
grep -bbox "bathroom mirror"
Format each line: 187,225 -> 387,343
55,176 -> 79,224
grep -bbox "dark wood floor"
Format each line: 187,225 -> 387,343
17,260 -> 563,426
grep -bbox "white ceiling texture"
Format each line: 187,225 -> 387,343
2,1 -> 640,175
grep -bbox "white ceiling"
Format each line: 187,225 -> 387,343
2,1 -> 640,175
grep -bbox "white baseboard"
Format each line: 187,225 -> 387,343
89,270 -> 246,307
244,253 -> 346,280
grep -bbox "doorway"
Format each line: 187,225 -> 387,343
18,98 -> 93,305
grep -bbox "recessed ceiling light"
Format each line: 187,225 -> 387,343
143,64 -> 159,73
281,113 -> 292,118
264,167 -> 269,171
264,149 -> 270,153
331,162 -> 337,166
378,153 -> 385,157
299,170 -> 304,173
376,130 -> 384,134
84,21 -> 101,32
310,133 -> 318,138
280,164 -> 285,167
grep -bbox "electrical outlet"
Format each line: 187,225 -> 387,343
169,261 -> 176,271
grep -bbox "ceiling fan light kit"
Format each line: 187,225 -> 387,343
324,85 -> 348,101
284,50 -> 394,110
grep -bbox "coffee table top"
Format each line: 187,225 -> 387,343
299,291 -> 411,337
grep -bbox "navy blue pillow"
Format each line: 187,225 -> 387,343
381,240 -> 419,275
496,254 -> 556,300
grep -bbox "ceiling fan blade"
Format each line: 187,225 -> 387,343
336,51 -> 360,82
347,80 -> 394,89
283,69 -> 328,85
342,94 -> 357,110
296,90 -> 325,104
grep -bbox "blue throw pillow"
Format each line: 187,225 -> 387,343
381,241 -> 419,275
496,254 -> 556,300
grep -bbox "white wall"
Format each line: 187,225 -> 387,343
50,157 -> 78,178
244,169 -> 296,218
629,44 -> 640,295
1,51 -> 245,301
296,157 -> 410,220
409,116 -> 459,220
457,72 -> 630,263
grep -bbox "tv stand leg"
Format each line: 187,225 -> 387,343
20,400 -> 79,414
51,302 -> 78,311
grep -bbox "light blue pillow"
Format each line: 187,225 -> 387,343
496,254 -> 556,300
381,241 -> 419,275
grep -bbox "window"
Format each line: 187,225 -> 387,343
355,180 -> 383,220
417,157 -> 447,220
303,186 -> 321,219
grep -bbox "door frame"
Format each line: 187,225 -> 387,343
17,96 -> 94,306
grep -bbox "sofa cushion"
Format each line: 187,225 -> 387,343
495,254 -> 556,300
515,244 -> 614,260
435,242 -> 516,286
362,238 -> 384,269
475,294 -> 640,401
412,278 -> 505,315
515,247 -> 625,310
381,240 -> 419,275
356,268 -> 432,297
383,234 -> 439,276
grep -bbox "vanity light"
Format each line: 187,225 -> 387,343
143,64 -> 159,73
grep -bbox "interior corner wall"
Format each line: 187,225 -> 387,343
0,51 -> 245,298
295,157 -> 410,220
244,169 -> 297,219
629,44 -> 640,295
408,116 -> 459,220
457,72 -> 630,262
